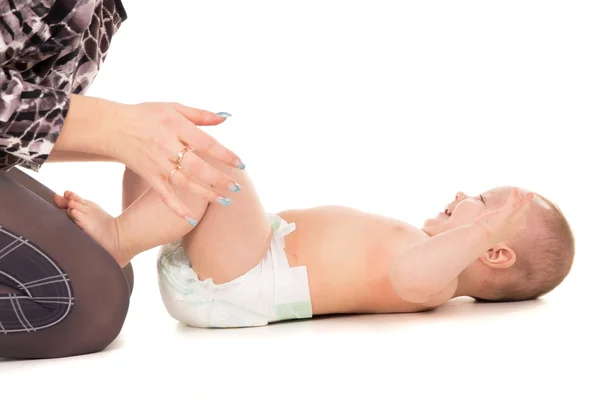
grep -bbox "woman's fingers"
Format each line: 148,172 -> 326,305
172,103 -> 231,126
168,167 -> 231,207
178,122 -> 245,170
158,148 -> 236,207
160,135 -> 241,196
150,174 -> 195,221
178,149 -> 241,194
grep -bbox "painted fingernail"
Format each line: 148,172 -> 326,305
217,196 -> 232,206
185,216 -> 199,227
227,182 -> 242,192
215,112 -> 232,118
234,159 -> 246,170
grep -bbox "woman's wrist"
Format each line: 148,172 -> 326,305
53,94 -> 124,158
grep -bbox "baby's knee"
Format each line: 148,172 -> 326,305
122,167 -> 145,186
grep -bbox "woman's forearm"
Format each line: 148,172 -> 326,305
53,94 -> 123,158
46,150 -> 117,163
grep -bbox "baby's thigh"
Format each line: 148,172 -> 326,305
182,156 -> 272,285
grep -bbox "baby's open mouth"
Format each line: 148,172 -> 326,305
444,208 -> 452,216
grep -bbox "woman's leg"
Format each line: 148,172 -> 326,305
5,167 -> 62,205
6,167 -> 135,295
0,172 -> 130,359
64,153 -> 271,284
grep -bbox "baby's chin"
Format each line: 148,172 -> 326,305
422,218 -> 438,228
422,213 -> 452,235
423,213 -> 448,226
422,219 -> 443,235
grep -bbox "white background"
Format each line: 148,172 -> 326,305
3,1 -> 599,396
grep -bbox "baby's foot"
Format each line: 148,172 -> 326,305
55,191 -> 131,267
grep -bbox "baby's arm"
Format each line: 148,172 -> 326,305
389,223 -> 493,304
390,189 -> 534,304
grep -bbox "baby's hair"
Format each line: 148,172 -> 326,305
482,193 -> 575,302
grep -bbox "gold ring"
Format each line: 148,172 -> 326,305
176,147 -> 195,165
168,165 -> 182,181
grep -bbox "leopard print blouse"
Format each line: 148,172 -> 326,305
0,0 -> 126,172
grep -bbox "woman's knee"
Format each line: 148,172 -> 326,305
0,280 -> 129,360
73,292 -> 129,355
56,259 -> 131,357
0,172 -> 131,359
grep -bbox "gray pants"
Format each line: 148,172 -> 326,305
0,168 -> 133,359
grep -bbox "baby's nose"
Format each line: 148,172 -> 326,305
455,192 -> 467,201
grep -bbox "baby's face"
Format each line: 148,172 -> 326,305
422,186 -> 517,236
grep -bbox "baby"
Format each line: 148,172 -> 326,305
54,153 -> 575,328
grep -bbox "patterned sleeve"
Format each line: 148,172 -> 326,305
0,68 -> 70,172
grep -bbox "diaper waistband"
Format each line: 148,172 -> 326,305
267,213 -> 296,248
159,214 -> 296,289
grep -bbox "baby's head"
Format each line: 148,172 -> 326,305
422,186 -> 575,302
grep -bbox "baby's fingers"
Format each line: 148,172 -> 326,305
519,192 -> 535,211
512,192 -> 535,219
500,188 -> 520,215
508,188 -> 523,206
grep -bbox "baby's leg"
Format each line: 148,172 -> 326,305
181,157 -> 271,284
60,155 -> 271,281
122,167 -> 151,212
55,181 -> 211,268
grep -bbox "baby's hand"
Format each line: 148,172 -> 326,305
474,188 -> 535,243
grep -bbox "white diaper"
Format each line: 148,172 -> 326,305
156,214 -> 313,328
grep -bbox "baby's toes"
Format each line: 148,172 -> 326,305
71,192 -> 87,204
53,194 -> 69,209
67,198 -> 88,213
64,190 -> 87,205
67,208 -> 87,229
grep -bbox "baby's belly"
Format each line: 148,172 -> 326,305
278,206 -> 428,315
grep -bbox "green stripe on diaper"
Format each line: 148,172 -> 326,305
269,214 -> 282,232
274,301 -> 313,321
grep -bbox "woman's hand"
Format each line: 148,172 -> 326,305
113,102 -> 245,220
56,95 -> 245,221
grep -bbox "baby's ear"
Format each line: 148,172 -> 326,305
480,243 -> 516,269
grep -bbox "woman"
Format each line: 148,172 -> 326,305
0,0 -> 243,359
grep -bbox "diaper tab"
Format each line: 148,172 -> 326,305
267,213 -> 296,247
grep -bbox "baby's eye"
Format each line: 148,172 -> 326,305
479,195 -> 486,204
